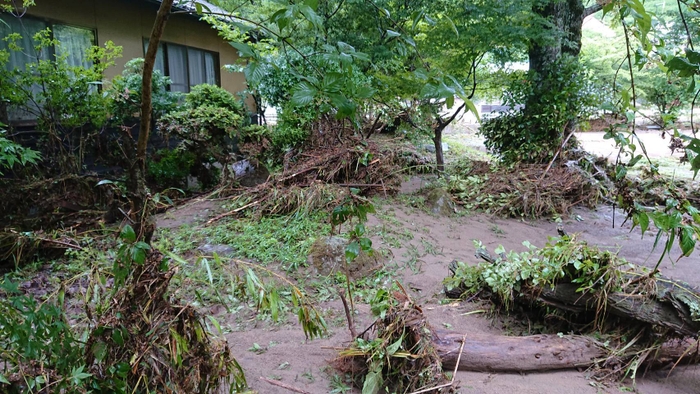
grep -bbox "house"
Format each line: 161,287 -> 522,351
0,0 -> 248,124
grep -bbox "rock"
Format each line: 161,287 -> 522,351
424,187 -> 456,216
422,143 -> 449,153
198,243 -> 235,257
307,236 -> 378,278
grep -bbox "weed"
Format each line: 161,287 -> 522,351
301,369 -> 316,382
329,373 -> 353,393
248,342 -> 266,354
420,237 -> 442,256
403,244 -> 424,273
206,212 -> 330,271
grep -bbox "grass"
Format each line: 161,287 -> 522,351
204,211 -> 331,272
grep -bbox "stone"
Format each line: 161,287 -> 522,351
424,187 -> 456,216
307,236 -> 378,278
197,243 -> 235,257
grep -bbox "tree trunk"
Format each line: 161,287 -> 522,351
433,127 -> 445,174
434,331 -> 697,372
129,0 -> 174,242
527,0 -> 585,114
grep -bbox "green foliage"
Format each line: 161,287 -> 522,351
109,58 -> 178,123
113,224 -> 151,288
0,31 -> 121,129
0,29 -> 121,173
480,55 -> 597,164
186,83 -> 245,116
444,237 -> 621,310
205,211 -> 330,271
0,124 -> 40,175
271,103 -> 314,151
147,148 -> 196,188
0,279 -> 88,392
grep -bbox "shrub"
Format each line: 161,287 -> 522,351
109,58 -> 179,124
0,30 -> 121,174
480,56 -> 596,164
158,85 -> 246,185
186,84 -> 245,116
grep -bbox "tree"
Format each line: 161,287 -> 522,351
129,0 -> 174,243
526,0 -> 603,133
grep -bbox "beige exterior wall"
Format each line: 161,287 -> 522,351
26,0 -> 247,96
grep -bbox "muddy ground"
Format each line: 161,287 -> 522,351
152,125 -> 700,393
157,171 -> 700,393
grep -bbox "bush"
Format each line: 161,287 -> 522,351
109,58 -> 179,124
0,30 -> 121,174
271,102 -> 315,151
158,85 -> 247,185
186,84 -> 245,116
480,56 -> 594,164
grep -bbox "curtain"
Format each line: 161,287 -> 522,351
204,51 -> 216,85
143,39 -> 166,76
0,15 -> 49,122
187,47 -> 204,87
167,44 -> 188,93
54,25 -> 95,68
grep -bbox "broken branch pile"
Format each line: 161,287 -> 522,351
85,250 -> 245,392
336,288 -> 455,393
448,158 -> 608,217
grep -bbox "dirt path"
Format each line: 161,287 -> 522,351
181,176 -> 698,394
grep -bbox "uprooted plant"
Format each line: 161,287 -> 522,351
336,285 -> 456,394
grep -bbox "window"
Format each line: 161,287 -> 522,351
145,40 -> 219,93
0,14 -> 96,123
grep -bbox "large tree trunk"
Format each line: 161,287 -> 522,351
434,331 -> 697,372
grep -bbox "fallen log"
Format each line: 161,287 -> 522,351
433,331 -> 698,372
446,238 -> 700,339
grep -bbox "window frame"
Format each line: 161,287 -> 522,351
143,39 -> 221,93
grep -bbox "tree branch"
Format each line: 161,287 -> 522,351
583,3 -> 603,19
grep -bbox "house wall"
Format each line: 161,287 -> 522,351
25,0 -> 247,96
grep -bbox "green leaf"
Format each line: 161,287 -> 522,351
290,82 -> 317,107
386,29 -> 401,38
444,14 -> 459,37
0,373 -> 9,384
679,227 -> 696,257
121,225 -> 136,243
230,42 -> 256,58
362,369 -> 383,394
304,0 -> 318,11
359,237 -> 372,252
386,336 -> 403,355
687,49 -> 700,64
345,241 -> 360,262
636,211 -> 650,235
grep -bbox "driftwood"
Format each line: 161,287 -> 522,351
538,280 -> 700,337
433,331 -> 698,373
463,246 -> 700,339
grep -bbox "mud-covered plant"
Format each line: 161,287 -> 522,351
0,279 -> 90,392
443,237 -> 622,311
337,286 -> 454,394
